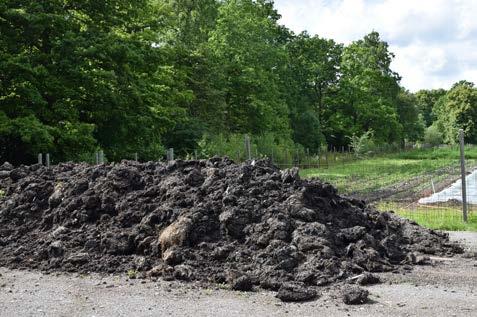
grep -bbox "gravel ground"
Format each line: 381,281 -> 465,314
1,231 -> 476,317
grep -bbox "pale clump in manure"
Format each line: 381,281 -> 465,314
0,158 -> 463,302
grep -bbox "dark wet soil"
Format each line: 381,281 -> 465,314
0,158 -> 464,301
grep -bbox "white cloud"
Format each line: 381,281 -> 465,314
274,0 -> 477,91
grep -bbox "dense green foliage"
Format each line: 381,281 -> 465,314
415,88 -> 446,127
1,0 -> 473,164
433,81 -> 477,144
0,0 -> 185,163
412,81 -> 477,146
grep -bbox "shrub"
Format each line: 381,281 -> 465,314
348,130 -> 375,157
198,132 -> 303,166
424,125 -> 443,147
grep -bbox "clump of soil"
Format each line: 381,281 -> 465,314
0,159 -> 463,301
342,286 -> 369,305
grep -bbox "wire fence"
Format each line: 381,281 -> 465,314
305,151 -> 477,231
27,132 -> 453,171
337,160 -> 477,231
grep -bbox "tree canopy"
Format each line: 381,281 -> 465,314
434,81 -> 477,144
0,0 -> 471,165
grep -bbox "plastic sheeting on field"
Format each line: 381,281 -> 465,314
418,170 -> 477,204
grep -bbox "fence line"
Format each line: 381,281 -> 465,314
12,144 -> 477,230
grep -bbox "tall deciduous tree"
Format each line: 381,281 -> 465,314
434,81 -> 477,144
338,32 -> 403,146
0,0 -> 186,163
285,32 -> 341,151
159,0 -> 224,155
396,89 -> 425,144
415,89 -> 446,127
208,0 -> 291,138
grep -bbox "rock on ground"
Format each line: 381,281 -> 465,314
342,286 -> 369,305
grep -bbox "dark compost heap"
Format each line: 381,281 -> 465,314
0,158 -> 463,301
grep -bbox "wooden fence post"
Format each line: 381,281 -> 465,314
99,150 -> 104,164
244,135 -> 251,160
167,148 -> 174,161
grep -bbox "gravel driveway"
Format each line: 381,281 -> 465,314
1,231 -> 476,317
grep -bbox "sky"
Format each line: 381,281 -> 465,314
274,0 -> 477,92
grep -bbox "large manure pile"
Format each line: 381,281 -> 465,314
0,158 -> 462,301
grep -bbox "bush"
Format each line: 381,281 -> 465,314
198,133 -> 247,160
256,133 -> 309,166
0,114 -> 54,164
348,130 -> 375,157
424,125 -> 443,147
198,132 -> 303,166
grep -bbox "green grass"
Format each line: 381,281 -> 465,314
379,202 -> 477,231
300,146 -> 477,231
300,146 -> 477,195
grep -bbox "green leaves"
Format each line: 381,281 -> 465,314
0,1 -> 445,164
0,0 -> 188,163
338,32 -> 420,146
434,81 -> 477,144
201,0 -> 291,140
0,113 -> 53,163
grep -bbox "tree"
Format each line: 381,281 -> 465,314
396,89 -> 425,144
286,33 -> 342,125
1,1 -> 463,163
208,0 -> 291,138
159,0 -> 224,155
434,81 -> 477,144
338,32 -> 403,146
284,32 -> 341,151
0,0 -> 186,163
415,89 -> 446,127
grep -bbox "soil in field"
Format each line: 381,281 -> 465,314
0,158 -> 464,302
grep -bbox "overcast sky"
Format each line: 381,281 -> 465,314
274,0 -> 477,92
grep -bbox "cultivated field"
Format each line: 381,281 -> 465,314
302,146 -> 477,231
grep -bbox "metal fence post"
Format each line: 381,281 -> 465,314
134,153 -> 138,161
459,129 -> 468,222
95,152 -> 99,165
46,153 -> 50,168
38,153 -> 43,165
99,150 -> 104,164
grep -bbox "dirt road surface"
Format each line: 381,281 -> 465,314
1,231 -> 476,317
